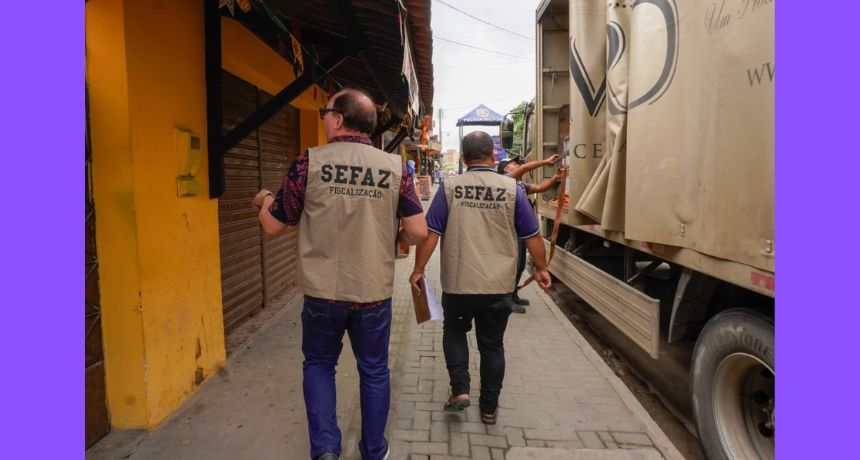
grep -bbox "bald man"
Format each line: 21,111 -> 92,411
254,88 -> 427,460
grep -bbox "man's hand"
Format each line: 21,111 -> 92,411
544,154 -> 560,166
533,267 -> 552,290
253,189 -> 274,208
552,167 -> 568,182
409,271 -> 424,295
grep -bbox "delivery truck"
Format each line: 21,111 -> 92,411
500,1 -> 774,458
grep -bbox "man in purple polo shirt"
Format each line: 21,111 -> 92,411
409,131 -> 551,426
253,88 -> 426,460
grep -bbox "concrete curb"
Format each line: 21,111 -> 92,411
526,284 -> 685,460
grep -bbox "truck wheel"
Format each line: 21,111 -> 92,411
691,309 -> 774,460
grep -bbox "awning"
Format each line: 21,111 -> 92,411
229,0 -> 434,119
455,104 -> 505,127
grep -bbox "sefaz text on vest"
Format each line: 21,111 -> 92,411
452,185 -> 507,209
321,164 -> 393,199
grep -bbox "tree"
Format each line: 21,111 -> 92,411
508,101 -> 529,157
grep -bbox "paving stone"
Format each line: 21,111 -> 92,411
390,439 -> 411,458
579,431 -> 605,448
469,433 -> 508,449
393,429 -> 430,442
491,447 -> 506,460
471,445 -> 492,460
413,409 -> 431,431
545,440 -> 587,450
448,420 -> 487,434
504,426 -> 526,447
449,432 -> 470,457
397,401 -> 415,420
410,442 -> 449,455
431,421 -> 449,443
396,418 -> 413,429
611,432 -> 653,447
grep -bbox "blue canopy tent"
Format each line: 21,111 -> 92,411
456,104 -> 506,173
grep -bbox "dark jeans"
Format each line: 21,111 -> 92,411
514,238 -> 526,299
301,296 -> 392,460
441,292 -> 513,413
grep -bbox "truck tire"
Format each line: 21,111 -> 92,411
691,309 -> 774,460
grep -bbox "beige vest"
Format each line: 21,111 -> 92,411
440,169 -> 518,294
299,142 -> 402,302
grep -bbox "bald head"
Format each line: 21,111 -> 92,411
461,131 -> 495,164
331,88 -> 377,135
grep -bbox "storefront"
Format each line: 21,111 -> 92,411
85,0 -> 433,446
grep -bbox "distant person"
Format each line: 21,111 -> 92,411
409,131 -> 551,426
406,159 -> 416,179
496,154 -> 565,313
253,88 -> 427,460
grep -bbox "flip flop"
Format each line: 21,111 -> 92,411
481,410 -> 498,425
443,394 -> 471,412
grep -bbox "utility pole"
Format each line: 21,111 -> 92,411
438,107 -> 444,147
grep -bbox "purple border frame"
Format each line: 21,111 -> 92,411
778,2 -> 859,459
0,1 -> 854,458
1,1 -> 84,457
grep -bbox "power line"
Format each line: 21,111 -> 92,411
433,35 -> 534,61
435,0 -> 534,41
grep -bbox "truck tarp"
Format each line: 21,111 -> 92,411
567,0 -> 773,272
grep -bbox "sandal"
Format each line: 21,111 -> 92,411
443,394 -> 471,412
481,410 -> 498,425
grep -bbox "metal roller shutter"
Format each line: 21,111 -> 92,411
219,72 -> 264,331
218,72 -> 302,332
259,92 -> 301,302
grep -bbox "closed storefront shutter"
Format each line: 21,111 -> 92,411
219,72 -> 264,331
218,71 -> 301,332
259,92 -> 301,302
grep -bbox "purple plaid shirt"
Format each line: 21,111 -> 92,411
269,135 -> 422,309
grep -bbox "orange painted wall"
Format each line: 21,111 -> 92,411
87,0 -> 329,429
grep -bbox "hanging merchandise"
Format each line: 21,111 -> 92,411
401,33 -> 421,116
219,0 -> 235,17
236,0 -> 251,13
290,35 -> 304,75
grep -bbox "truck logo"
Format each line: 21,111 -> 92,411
569,0 -> 679,116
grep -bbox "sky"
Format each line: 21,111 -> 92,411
428,0 -> 537,152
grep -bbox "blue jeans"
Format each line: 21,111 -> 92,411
301,296 -> 392,460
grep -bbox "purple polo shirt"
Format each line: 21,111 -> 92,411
425,166 -> 540,239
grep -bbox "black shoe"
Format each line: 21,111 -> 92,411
314,453 -> 338,460
513,296 -> 530,306
511,304 -> 527,314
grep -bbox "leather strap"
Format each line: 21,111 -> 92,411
518,166 -> 567,289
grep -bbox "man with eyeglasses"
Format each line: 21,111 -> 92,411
254,88 -> 427,460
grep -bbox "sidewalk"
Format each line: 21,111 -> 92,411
385,241 -> 681,460
87,187 -> 681,460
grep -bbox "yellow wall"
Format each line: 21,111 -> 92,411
87,0 -> 329,430
87,0 -> 227,428
221,16 -> 328,147
86,0 -> 148,428
221,18 -> 328,111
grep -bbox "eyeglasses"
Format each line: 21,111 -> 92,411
318,108 -> 341,120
